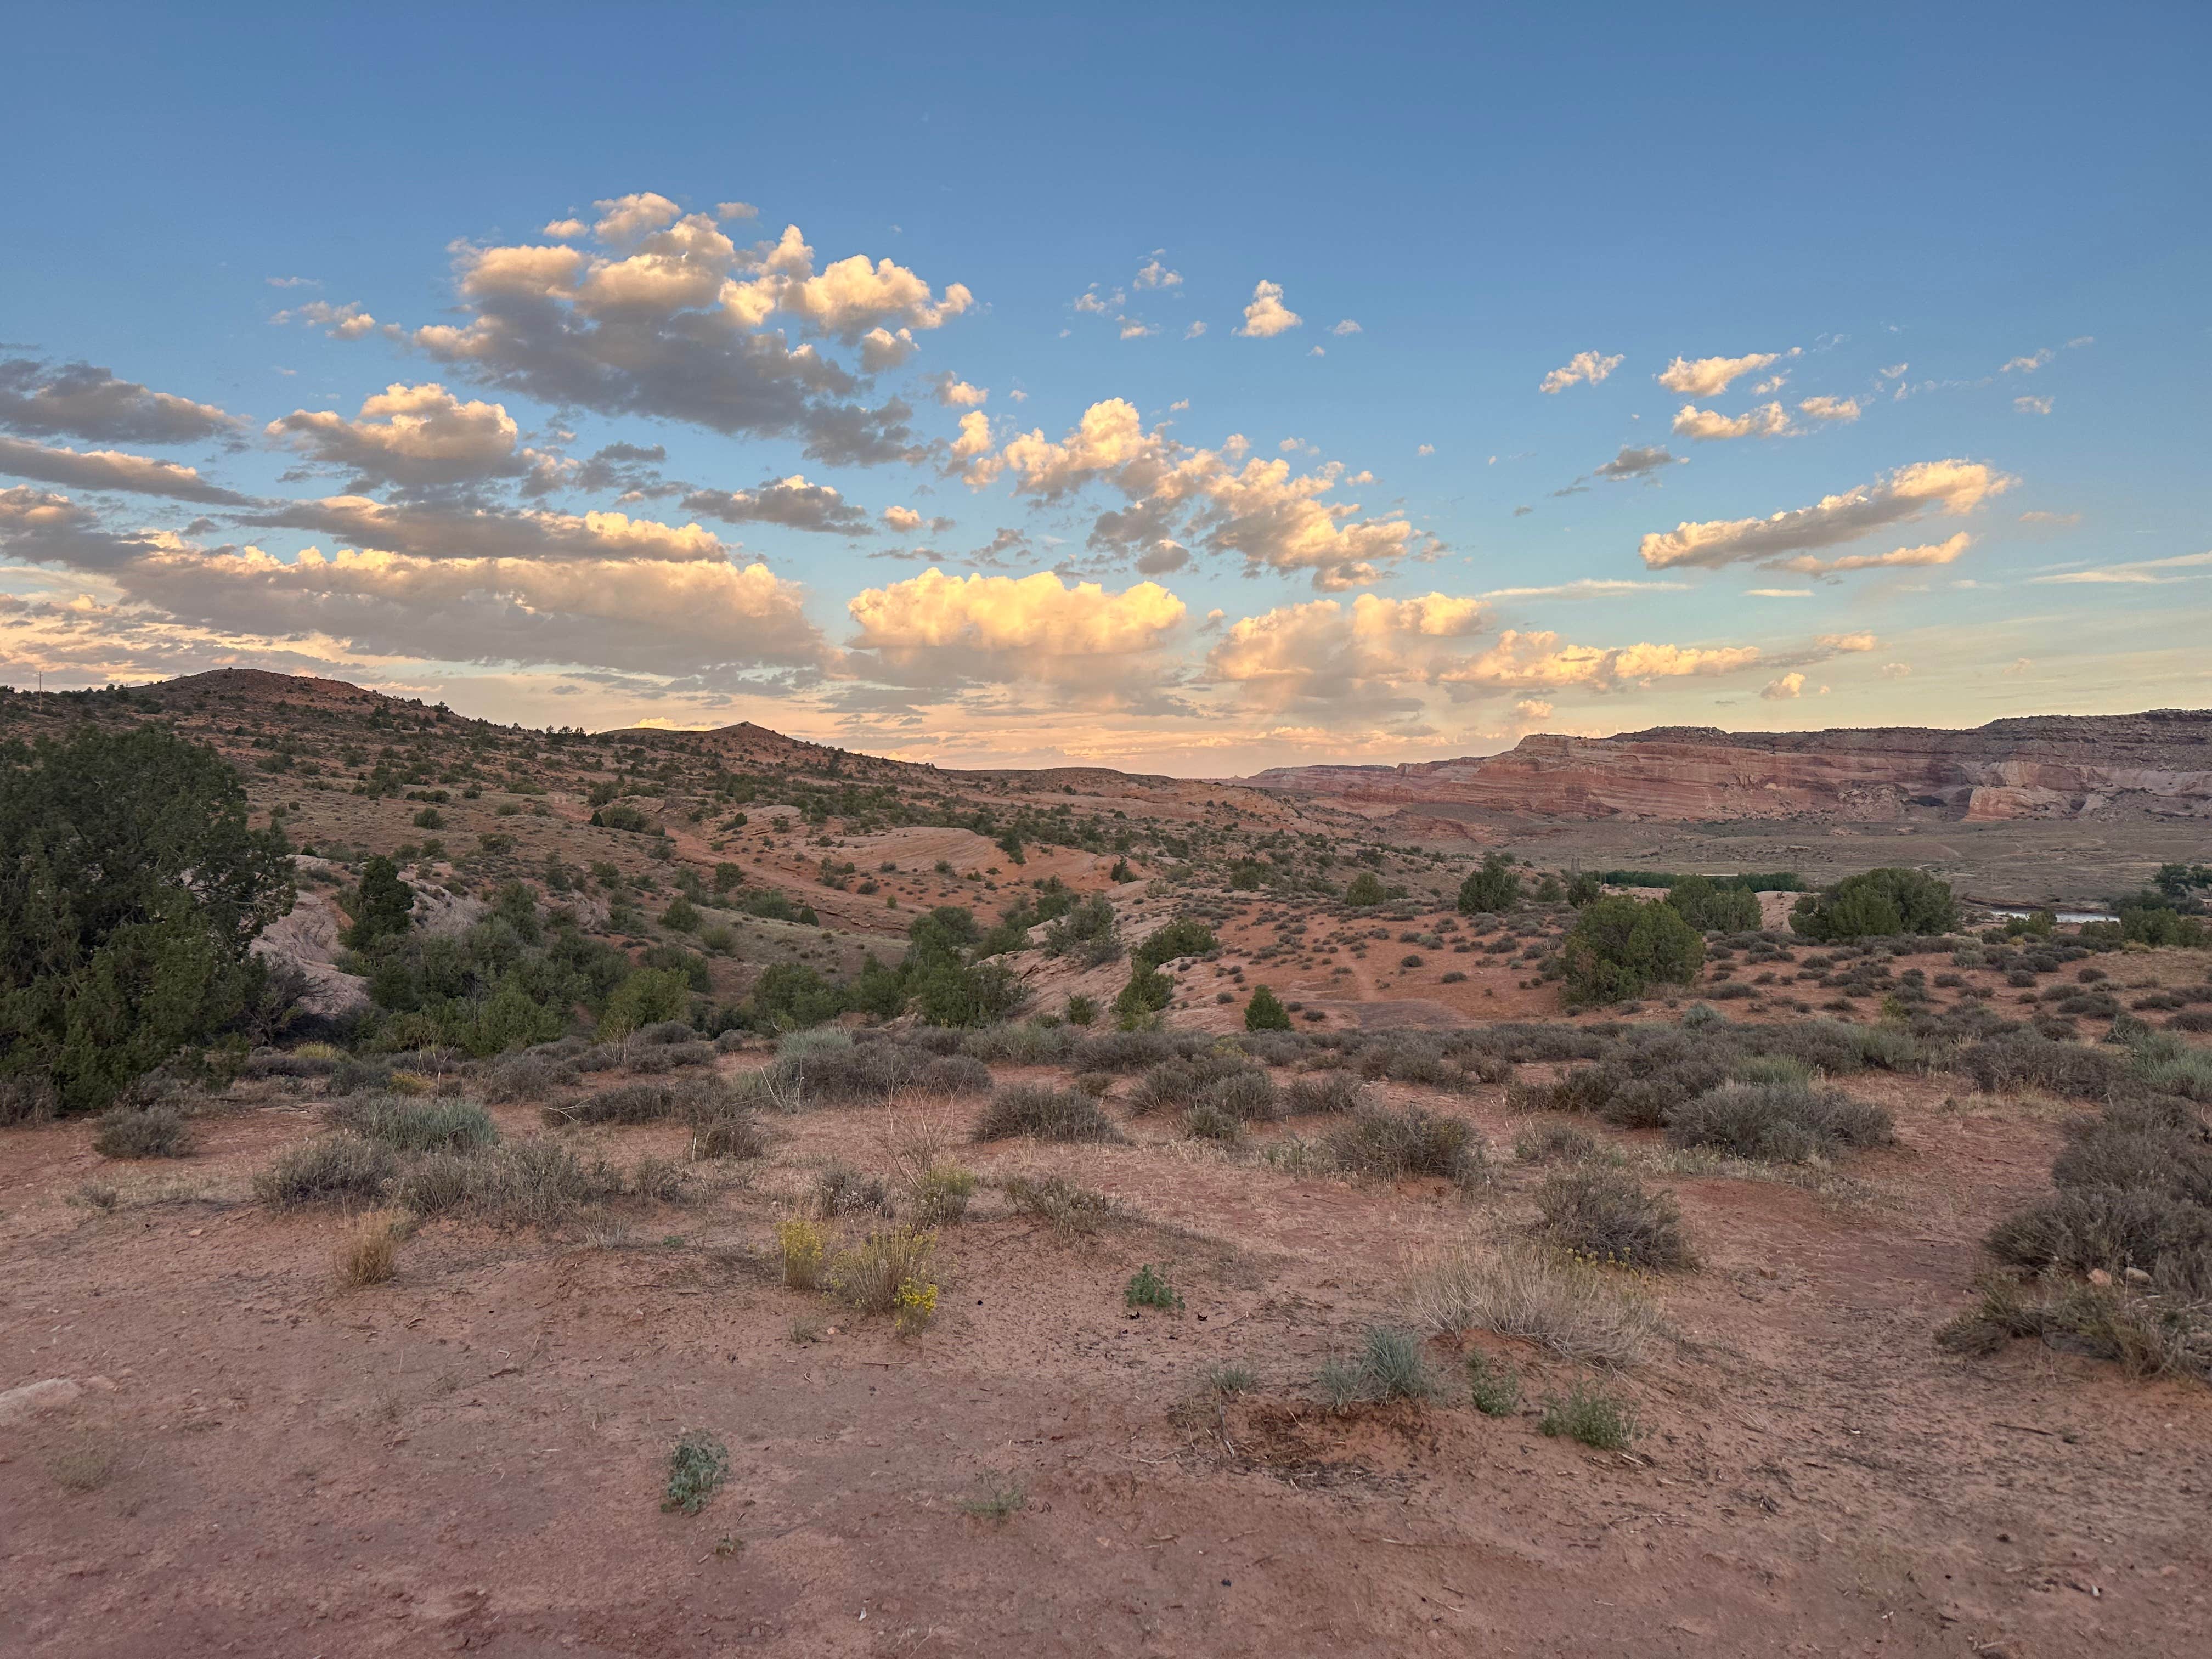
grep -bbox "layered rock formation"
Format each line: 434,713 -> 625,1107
1243,712 -> 2212,822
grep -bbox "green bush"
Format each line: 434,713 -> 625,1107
1125,1263 -> 1183,1311
253,1134 -> 399,1209
0,725 -> 295,1114
662,1430 -> 731,1514
328,1094 -> 497,1153
1559,896 -> 1703,1005
602,968 -> 692,1040
346,855 -> 415,949
1345,871 -> 1386,906
1244,984 -> 1292,1031
1539,1380 -> 1641,1449
1135,918 -> 1216,968
1664,875 -> 1763,933
1458,852 -> 1521,915
1790,867 -> 1959,940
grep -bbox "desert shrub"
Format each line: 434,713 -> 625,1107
1328,1105 -> 1487,1186
774,1040 -> 991,1107
1358,1326 -> 1435,1400
1182,1103 -> 1240,1141
662,1430 -> 731,1514
255,1134 -> 399,1209
1064,993 -> 1098,1026
1002,1171 -> 1119,1234
830,1224 -> 937,1315
975,1082 -> 1124,1143
1665,875 -> 1763,933
1244,985 -> 1292,1031
1345,871 -> 1387,906
687,1107 -> 765,1161
1790,867 -> 1959,941
1665,1081 -> 1894,1163
814,1161 -> 893,1218
1465,1351 -> 1521,1415
329,1094 -> 496,1153
1514,1122 -> 1605,1165
775,1217 -> 828,1290
1987,1188 -> 2212,1293
1125,1263 -> 1184,1311
2130,1031 -> 2212,1103
960,1020 -> 1076,1065
483,1052 -> 577,1103
1731,1054 -> 1815,1088
1457,852 -> 1521,915
553,1079 -> 682,1125
912,1163 -> 978,1224
91,1105 -> 193,1160
1559,897 -> 1703,1006
1134,918 -> 1217,969
0,1073 -> 60,1126
1539,1380 -> 1641,1449
1282,1071 -> 1363,1115
1533,1167 -> 1692,1268
1071,1029 -> 1181,1072
1939,1277 -> 2211,1379
335,1211 -> 402,1288
1402,1244 -> 1656,1368
1041,895 -> 1123,966
1958,1034 -> 2126,1099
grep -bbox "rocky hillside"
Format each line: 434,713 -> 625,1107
1243,711 -> 2212,823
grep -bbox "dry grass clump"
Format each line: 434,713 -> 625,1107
329,1094 -> 496,1153
813,1161 -> 893,1217
1664,1081 -> 1894,1163
91,1105 -> 193,1160
1281,1071 -> 1364,1115
1402,1243 -> 1659,1369
687,1107 -> 765,1161
1327,1105 -> 1488,1187
879,1114 -> 978,1223
394,1138 -> 622,1227
1940,1275 -> 2212,1380
1532,1167 -> 1694,1269
546,1075 -> 725,1126
830,1224 -> 939,1316
1958,1034 -> 2126,1099
1001,1171 -> 1120,1234
335,1210 -> 405,1288
974,1083 -> 1125,1144
482,1052 -> 578,1103
0,1074 -> 60,1126
254,1135 -> 400,1210
775,1037 -> 992,1107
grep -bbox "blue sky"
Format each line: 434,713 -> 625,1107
1,2 -> 2205,771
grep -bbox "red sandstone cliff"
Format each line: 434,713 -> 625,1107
1241,712 -> 2212,822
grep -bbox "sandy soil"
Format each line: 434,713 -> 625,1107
5,1061 -> 2208,1657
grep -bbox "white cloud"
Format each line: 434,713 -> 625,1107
1747,589 -> 1813,599
2027,550 -> 2212,586
272,300 -> 377,339
1417,443 -> 1435,457
1878,363 -> 1908,380
1593,444 -> 1683,481
1779,530 -> 1972,577
1330,319 -> 1362,336
2014,394 -> 2053,415
2002,348 -> 2054,374
859,327 -> 917,372
1671,401 -> 1793,441
1656,351 -> 1785,397
1539,351 -> 1623,394
265,382 -> 530,489
542,218 -> 586,239
716,201 -> 759,221
1513,698 -> 1552,720
1207,592 -> 1489,712
1638,460 -> 2013,570
1443,630 -> 1764,692
881,505 -> 923,532
1477,578 -> 1689,600
1135,259 -> 1181,289
1120,321 -> 1156,340
1760,672 -> 1807,699
847,567 -> 1186,699
934,375 -> 988,408
1880,662 -> 1912,678
1185,320 -> 1207,340
249,495 -> 730,565
1797,395 -> 1861,423
1237,280 -> 1302,338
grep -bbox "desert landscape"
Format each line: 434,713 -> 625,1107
4,671 -> 2210,1657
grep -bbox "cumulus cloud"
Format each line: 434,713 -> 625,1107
1671,401 -> 1793,441
0,436 -> 252,505
1797,395 -> 1861,423
1441,630 -> 1764,693
543,218 -> 586,239
1207,592 -> 1489,712
1760,671 -> 1807,700
408,200 -> 970,465
1237,280 -> 1302,338
1514,698 -> 1552,720
847,567 -> 1186,699
1539,351 -> 1623,394
881,504 -> 923,532
1880,662 -> 1912,678
0,486 -> 170,570
1135,258 -> 1181,289
933,374 -> 987,407
1136,540 -> 1189,574
681,475 -> 870,534
2015,394 -> 2053,415
1779,530 -> 1972,577
1330,319 -> 1362,336
266,382 -> 535,490
0,359 -> 238,445
1593,444 -> 1683,481
1638,460 -> 2013,571
1185,320 -> 1207,340
969,398 -> 1427,590
272,300 -> 376,339
1656,351 -> 1786,397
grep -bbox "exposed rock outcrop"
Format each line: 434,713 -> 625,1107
1243,711 -> 2212,823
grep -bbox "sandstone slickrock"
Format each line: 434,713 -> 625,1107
1244,711 -> 2212,823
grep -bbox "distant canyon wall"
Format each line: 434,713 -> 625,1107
1242,712 -> 2212,822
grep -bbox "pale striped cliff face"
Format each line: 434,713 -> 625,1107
1242,712 -> 2212,822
